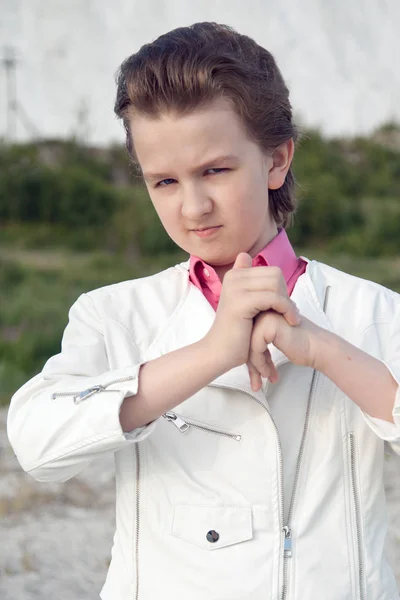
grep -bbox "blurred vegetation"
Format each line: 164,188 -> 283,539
1,124 -> 400,404
290,124 -> 400,255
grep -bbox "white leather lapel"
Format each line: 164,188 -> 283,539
143,282 -> 266,402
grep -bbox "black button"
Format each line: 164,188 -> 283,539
206,530 -> 219,543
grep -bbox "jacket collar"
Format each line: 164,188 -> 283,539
146,258 -> 333,401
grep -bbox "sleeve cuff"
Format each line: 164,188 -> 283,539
123,418 -> 159,441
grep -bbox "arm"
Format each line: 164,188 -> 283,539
8,256 -> 299,483
313,327 -> 397,423
310,299 -> 400,430
7,291 -> 227,482
120,338 -> 230,432
7,293 -> 148,482
247,303 -> 400,443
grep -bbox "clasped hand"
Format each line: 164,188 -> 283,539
208,253 -> 320,392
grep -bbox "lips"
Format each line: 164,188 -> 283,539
192,226 -> 220,232
191,225 -> 222,238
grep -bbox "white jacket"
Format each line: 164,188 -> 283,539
7,258 -> 400,600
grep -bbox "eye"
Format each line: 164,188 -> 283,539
206,168 -> 229,175
155,168 -> 229,188
156,178 -> 176,188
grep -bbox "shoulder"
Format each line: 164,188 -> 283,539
77,260 -> 191,331
304,258 -> 400,330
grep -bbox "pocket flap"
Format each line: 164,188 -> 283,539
171,505 -> 253,550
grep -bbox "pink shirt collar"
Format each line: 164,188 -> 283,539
189,229 -> 306,310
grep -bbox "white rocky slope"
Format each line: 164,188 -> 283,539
0,407 -> 399,600
0,0 -> 400,144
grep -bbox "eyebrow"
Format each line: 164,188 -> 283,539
143,154 -> 240,182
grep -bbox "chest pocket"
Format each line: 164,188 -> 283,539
171,505 -> 253,550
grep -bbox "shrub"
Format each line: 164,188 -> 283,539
0,143 -> 118,228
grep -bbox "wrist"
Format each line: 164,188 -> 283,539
310,327 -> 339,373
200,330 -> 238,375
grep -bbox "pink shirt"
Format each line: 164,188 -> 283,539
189,229 -> 307,310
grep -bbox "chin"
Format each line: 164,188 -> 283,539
204,255 -> 236,267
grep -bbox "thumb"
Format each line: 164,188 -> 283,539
233,252 -> 252,270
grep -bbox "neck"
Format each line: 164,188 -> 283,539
214,263 -> 234,283
213,227 -> 280,282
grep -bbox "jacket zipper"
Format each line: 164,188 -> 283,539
279,283 -> 330,600
281,368 -> 318,600
348,432 -> 366,600
133,356 -> 320,600
51,375 -> 136,404
134,443 -> 141,600
206,379 -> 310,600
163,411 -> 242,441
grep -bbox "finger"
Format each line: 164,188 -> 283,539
248,344 -> 278,382
247,354 -> 279,388
228,267 -> 287,293
232,252 -> 252,270
250,325 -> 280,382
234,274 -> 284,290
247,361 -> 263,392
268,362 -> 279,384
232,266 -> 285,280
240,290 -> 300,325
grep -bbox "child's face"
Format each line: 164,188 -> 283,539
129,97 -> 292,278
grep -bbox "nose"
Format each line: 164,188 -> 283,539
180,184 -> 212,220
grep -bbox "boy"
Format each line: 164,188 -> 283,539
7,22 -> 400,600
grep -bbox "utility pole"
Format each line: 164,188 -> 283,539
2,46 -> 18,141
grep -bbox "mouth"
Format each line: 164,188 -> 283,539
192,225 -> 221,231
191,225 -> 222,238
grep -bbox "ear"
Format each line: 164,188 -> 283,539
267,139 -> 295,190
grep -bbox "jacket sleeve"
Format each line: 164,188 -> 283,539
360,298 -> 400,455
6,293 -> 158,483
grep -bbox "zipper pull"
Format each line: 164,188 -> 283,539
164,412 -> 190,433
283,525 -> 292,558
73,385 -> 105,404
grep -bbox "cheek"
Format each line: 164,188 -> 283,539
151,200 -> 182,239
229,172 -> 268,211
229,187 -> 269,226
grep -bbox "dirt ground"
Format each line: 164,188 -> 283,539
1,408 -> 399,600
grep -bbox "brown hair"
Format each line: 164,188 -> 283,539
114,22 -> 298,227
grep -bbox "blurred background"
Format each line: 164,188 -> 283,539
0,1 -> 400,598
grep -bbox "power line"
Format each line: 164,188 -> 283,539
1,45 -> 40,141
16,99 -> 40,138
1,46 -> 17,140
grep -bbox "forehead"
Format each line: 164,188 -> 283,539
128,97 -> 254,172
